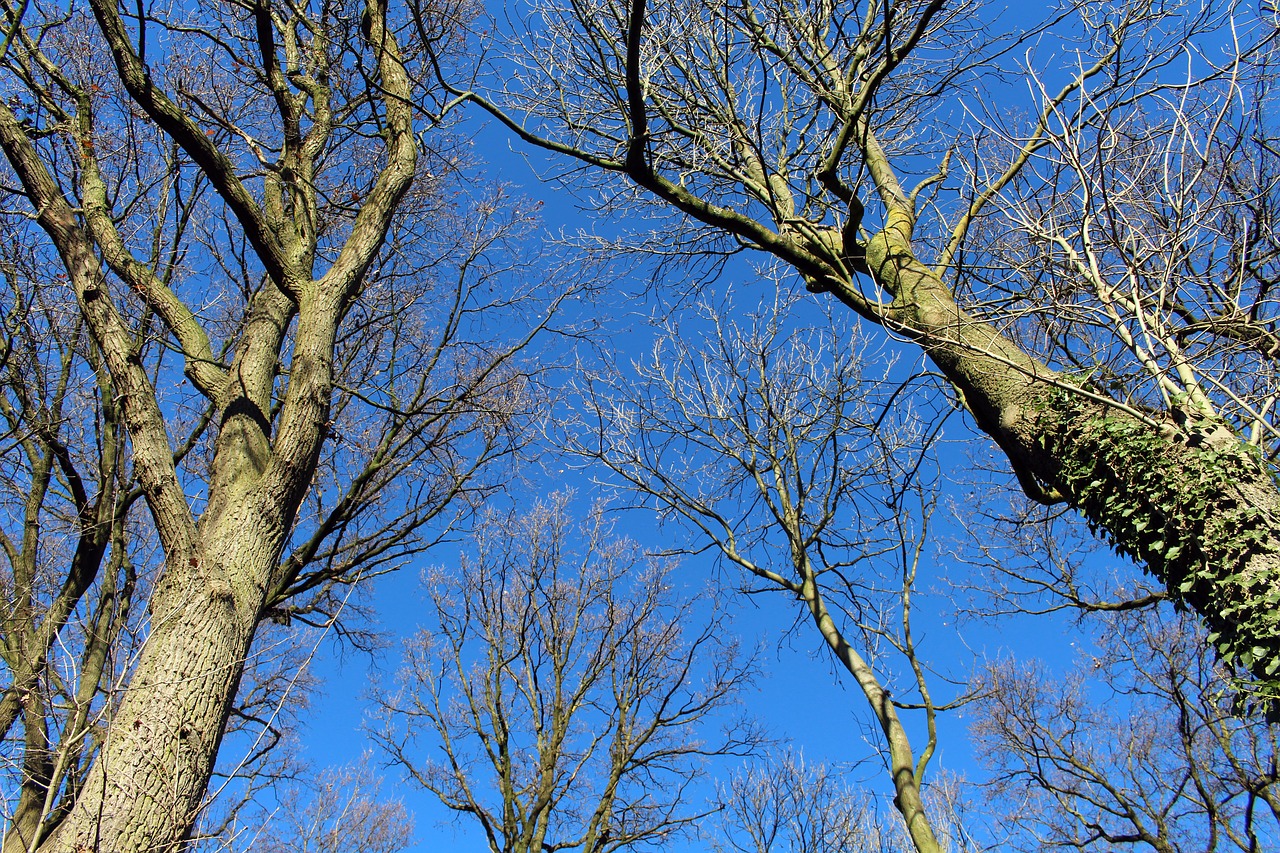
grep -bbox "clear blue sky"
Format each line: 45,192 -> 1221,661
270,112 -> 1103,851
228,2 -> 1277,843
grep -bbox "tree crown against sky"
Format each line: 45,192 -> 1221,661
373,495 -> 761,853
0,0 -> 1277,850
569,289 -> 962,853
0,0 -> 571,850
431,0 -> 1280,707
975,608 -> 1280,852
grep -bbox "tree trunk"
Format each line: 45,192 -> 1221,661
41,506 -> 282,853
798,566 -> 944,853
847,211 -> 1280,705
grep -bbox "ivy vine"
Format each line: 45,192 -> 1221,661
1043,391 -> 1280,713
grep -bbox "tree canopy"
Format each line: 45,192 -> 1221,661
0,0 -> 1276,851
443,0 -> 1280,705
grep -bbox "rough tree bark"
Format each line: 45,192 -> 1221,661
8,0 -> 415,833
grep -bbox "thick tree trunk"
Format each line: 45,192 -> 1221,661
45,599 -> 251,852
40,505 -> 281,853
848,212 -> 1280,704
0,0 -> 420,846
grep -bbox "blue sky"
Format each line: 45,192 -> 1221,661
263,113 -> 1106,852
229,3 -> 1280,845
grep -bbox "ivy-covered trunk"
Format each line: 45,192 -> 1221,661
847,210 -> 1280,705
1040,401 -> 1280,693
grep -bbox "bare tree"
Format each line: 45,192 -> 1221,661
713,752 -> 877,853
373,493 -> 761,853
435,0 -> 1280,703
973,608 -> 1280,852
0,2 -> 566,850
202,757 -> 412,853
712,751 -> 981,853
572,289 -> 966,853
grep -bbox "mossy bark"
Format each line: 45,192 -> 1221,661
834,211 -> 1280,706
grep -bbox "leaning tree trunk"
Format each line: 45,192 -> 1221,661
843,208 -> 1280,705
794,553 -> 945,853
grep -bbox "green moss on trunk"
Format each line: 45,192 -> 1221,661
1044,393 -> 1280,710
